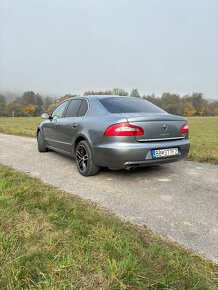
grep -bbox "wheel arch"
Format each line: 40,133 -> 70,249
37,126 -> 45,139
74,135 -> 100,176
74,135 -> 89,152
37,127 -> 40,137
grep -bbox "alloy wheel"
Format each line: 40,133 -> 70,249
76,145 -> 88,172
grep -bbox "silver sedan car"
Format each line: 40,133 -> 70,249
37,96 -> 190,176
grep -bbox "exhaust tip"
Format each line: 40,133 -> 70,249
125,164 -> 140,171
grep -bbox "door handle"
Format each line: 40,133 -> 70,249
72,123 -> 78,128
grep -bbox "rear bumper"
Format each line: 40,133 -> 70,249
93,139 -> 190,169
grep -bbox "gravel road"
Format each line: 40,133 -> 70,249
0,133 -> 217,262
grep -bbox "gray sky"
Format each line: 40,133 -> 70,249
0,0 -> 217,98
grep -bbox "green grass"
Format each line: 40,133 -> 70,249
0,164 -> 217,289
0,117 -> 41,137
187,117 -> 218,164
0,116 -> 217,164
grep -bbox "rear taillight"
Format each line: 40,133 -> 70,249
180,122 -> 189,134
104,122 -> 144,136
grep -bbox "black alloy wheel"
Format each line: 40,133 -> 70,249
75,140 -> 100,176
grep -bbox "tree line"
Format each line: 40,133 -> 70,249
0,89 -> 217,117
0,91 -> 55,117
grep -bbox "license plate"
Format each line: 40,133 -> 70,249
152,148 -> 179,158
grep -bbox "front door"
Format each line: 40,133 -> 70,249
42,100 -> 69,149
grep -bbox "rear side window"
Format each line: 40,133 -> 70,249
78,100 -> 88,117
99,97 -> 165,114
65,99 -> 82,117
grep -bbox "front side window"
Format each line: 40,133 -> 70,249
52,101 -> 68,118
65,99 -> 82,117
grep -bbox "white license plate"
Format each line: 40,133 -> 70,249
152,148 -> 179,158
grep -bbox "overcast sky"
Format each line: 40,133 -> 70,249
0,0 -> 217,98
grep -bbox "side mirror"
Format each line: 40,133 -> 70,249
41,112 -> 50,119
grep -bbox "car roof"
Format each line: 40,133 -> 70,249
69,95 -> 135,101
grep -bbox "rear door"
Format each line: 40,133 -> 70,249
59,99 -> 89,153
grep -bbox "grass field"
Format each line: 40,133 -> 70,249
0,116 -> 217,164
187,117 -> 218,164
0,164 -> 217,289
0,117 -> 41,138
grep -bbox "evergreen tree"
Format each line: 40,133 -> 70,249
130,89 -> 140,98
0,95 -> 6,116
112,88 -> 128,96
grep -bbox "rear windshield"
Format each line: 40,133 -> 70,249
99,97 -> 165,114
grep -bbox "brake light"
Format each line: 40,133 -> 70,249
180,123 -> 189,134
104,122 -> 144,136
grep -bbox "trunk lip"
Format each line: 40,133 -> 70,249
136,136 -> 185,142
118,113 -> 187,122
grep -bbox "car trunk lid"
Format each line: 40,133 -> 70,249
120,113 -> 187,142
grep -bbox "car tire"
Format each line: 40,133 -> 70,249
37,131 -> 47,152
76,140 -> 100,176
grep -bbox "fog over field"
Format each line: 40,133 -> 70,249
0,0 -> 217,99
